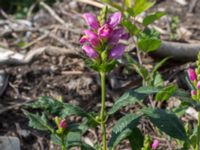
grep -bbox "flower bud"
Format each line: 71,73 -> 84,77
59,119 -> 67,129
82,45 -> 98,58
109,44 -> 126,59
197,81 -> 200,89
98,24 -> 113,38
107,12 -> 122,28
187,68 -> 197,81
83,13 -> 99,29
191,90 -> 197,97
151,139 -> 159,149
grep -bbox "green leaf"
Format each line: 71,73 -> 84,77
112,114 -> 141,134
172,105 -> 188,117
67,132 -> 95,150
133,0 -> 155,16
23,110 -> 52,131
138,38 -> 161,52
61,104 -> 89,118
51,134 -> 62,146
108,114 -> 141,150
137,28 -> 161,53
155,85 -> 177,101
122,20 -> 140,35
143,12 -> 165,26
189,126 -> 197,148
28,96 -> 63,114
185,75 -> 196,90
67,131 -> 82,148
124,0 -> 132,8
108,128 -> 132,150
151,72 -> 164,87
128,128 -> 144,150
152,57 -> 170,74
142,108 -> 187,140
134,86 -> 160,94
126,54 -> 149,80
101,0 -> 123,11
108,91 -> 146,114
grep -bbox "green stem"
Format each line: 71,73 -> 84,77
61,134 -> 66,150
100,72 -> 107,150
196,111 -> 200,150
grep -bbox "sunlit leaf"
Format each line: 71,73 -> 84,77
143,12 -> 165,26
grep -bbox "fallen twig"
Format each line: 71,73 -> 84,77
0,99 -> 35,114
75,0 -> 104,8
0,46 -> 79,66
152,41 -> 200,61
40,1 -> 66,25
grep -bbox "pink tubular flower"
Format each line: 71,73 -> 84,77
84,30 -> 100,46
83,13 -> 99,29
60,119 -> 67,129
108,12 -> 122,28
79,35 -> 88,44
108,28 -> 124,44
151,139 -> 159,149
82,45 -> 98,58
187,68 -> 197,81
98,24 -> 113,38
191,90 -> 197,96
109,44 -> 126,59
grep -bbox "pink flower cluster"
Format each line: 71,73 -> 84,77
187,68 -> 200,98
151,139 -> 159,149
80,12 -> 128,60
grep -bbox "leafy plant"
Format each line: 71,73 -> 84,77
23,1 -> 189,150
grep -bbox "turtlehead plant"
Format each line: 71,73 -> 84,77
80,11 -> 128,72
80,10 -> 129,150
186,52 -> 200,150
23,1 -> 189,150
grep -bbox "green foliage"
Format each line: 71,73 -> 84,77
108,128 -> 132,150
112,114 -> 141,134
124,0 -> 132,8
61,103 -> 90,118
170,16 -> 180,40
151,72 -> 164,87
85,58 -> 117,73
142,108 -> 187,140
122,20 -> 140,35
152,57 -> 170,75
137,28 -> 161,52
51,131 -> 95,150
23,110 -> 53,132
126,54 -> 169,87
28,96 -> 63,114
108,114 -> 141,149
24,96 -> 96,150
155,85 -> 177,101
138,38 -> 161,52
128,128 -> 144,150
143,12 -> 165,26
108,90 -> 146,114
134,86 -> 160,94
133,0 -> 155,16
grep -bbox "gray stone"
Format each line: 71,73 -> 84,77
0,136 -> 20,150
